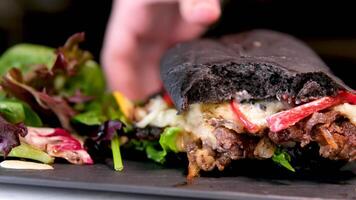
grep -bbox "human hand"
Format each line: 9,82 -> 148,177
101,0 -> 221,100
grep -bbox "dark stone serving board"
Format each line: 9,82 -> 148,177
0,160 -> 354,200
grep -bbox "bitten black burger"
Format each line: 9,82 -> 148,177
133,30 -> 355,179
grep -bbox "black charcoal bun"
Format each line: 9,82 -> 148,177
160,30 -> 353,112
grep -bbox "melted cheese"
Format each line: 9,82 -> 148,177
136,97 -> 286,149
182,104 -> 217,148
135,98 -> 217,147
201,101 -> 285,130
135,96 -> 188,129
239,101 -> 285,127
201,103 -> 244,133
332,103 -> 356,126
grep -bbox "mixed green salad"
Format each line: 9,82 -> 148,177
0,33 -> 183,171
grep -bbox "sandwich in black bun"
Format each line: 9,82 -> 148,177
133,30 -> 356,179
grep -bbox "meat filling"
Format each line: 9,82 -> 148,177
269,110 -> 355,161
187,110 -> 355,177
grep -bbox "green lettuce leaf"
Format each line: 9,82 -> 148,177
22,102 -> 43,127
64,60 -> 106,97
72,93 -> 129,129
145,143 -> 167,163
0,100 -> 42,126
0,44 -> 55,75
159,127 -> 181,154
4,142 -> 54,164
129,127 -> 182,164
0,100 -> 24,123
72,110 -> 105,126
272,148 -> 295,172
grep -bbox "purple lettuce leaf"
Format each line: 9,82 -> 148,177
84,120 -> 125,162
94,120 -> 124,141
0,115 -> 27,156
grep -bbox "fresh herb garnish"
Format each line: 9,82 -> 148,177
272,148 -> 295,172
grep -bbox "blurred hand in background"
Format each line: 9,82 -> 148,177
101,0 -> 221,100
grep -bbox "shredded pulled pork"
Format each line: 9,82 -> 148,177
269,110 -> 355,161
186,129 -> 269,178
187,110 -> 355,178
317,120 -> 355,161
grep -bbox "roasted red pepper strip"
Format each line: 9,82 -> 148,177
230,101 -> 260,133
267,90 -> 355,132
338,90 -> 356,104
163,91 -> 174,107
267,96 -> 341,132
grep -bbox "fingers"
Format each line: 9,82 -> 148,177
101,31 -> 140,99
102,0 -> 217,100
179,0 -> 221,26
101,20 -> 162,100
101,3 -> 139,99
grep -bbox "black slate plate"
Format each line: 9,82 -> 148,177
0,160 -> 354,200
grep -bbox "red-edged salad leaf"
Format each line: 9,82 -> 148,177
24,33 -> 92,87
24,33 -> 94,96
66,90 -> 94,104
1,68 -> 77,131
36,92 -> 77,131
56,32 -> 92,73
24,127 -> 93,164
